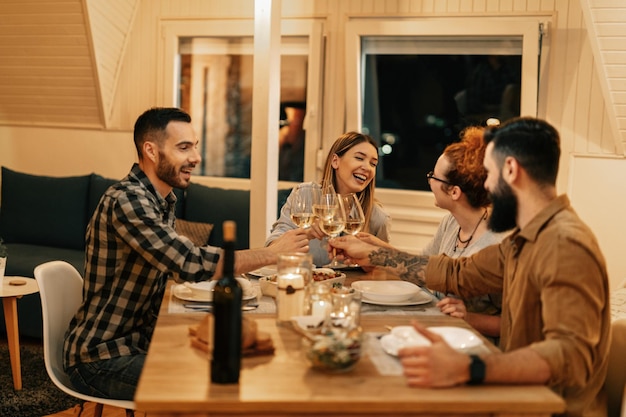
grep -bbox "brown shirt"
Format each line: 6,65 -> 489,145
426,195 -> 610,417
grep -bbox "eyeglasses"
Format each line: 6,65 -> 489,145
426,170 -> 454,186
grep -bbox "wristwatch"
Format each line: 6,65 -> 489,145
468,354 -> 485,385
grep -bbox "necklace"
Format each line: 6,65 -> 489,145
454,209 -> 488,252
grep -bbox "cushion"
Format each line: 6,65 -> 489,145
0,167 -> 91,250
183,183 -> 250,249
176,219 -> 213,246
182,184 -> 294,249
88,174 -> 118,220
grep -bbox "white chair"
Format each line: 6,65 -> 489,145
34,260 -> 135,417
606,318 -> 626,417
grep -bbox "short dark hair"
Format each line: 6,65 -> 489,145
133,107 -> 191,159
483,117 -> 560,185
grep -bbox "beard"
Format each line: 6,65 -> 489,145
488,176 -> 518,233
156,151 -> 191,189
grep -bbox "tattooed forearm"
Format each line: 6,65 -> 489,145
368,248 -> 429,286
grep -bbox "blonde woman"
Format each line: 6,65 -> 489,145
266,131 -> 391,266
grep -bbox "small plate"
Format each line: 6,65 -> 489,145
173,278 -> 257,303
380,326 -> 484,356
248,265 -> 277,277
325,263 -> 363,271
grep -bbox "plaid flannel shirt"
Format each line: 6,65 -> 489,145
64,164 -> 221,369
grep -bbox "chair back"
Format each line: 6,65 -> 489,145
34,260 -> 85,394
606,318 -> 626,417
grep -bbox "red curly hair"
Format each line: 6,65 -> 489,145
442,126 -> 490,208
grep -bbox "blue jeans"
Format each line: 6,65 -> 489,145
68,354 -> 145,400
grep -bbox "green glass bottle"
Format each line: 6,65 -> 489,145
210,221 -> 242,383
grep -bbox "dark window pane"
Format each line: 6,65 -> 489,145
363,54 -> 521,191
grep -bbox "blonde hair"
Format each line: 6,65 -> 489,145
320,132 -> 379,232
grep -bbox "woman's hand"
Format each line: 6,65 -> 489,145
305,221 -> 327,241
437,297 -> 467,319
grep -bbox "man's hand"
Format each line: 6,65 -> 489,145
437,297 -> 468,319
355,232 -> 395,249
327,234 -> 377,266
269,228 -> 310,254
398,320 -> 470,388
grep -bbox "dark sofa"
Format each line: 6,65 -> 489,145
0,166 -> 291,338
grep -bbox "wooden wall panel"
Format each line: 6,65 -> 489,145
86,0 -> 138,125
582,0 -> 626,153
0,0 -> 102,128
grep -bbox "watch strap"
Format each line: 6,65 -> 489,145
468,354 -> 485,385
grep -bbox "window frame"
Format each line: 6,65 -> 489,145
345,16 -> 542,134
158,18 -> 324,186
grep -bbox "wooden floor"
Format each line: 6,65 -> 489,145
44,402 -> 146,417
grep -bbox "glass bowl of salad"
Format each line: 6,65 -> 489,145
303,324 -> 362,373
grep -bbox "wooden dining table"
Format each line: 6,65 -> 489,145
134,269 -> 565,417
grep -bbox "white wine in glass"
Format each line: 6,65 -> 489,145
290,184 -> 319,229
317,192 -> 346,268
341,193 -> 365,236
320,219 -> 345,236
340,193 -> 365,268
312,203 -> 337,221
291,212 -> 315,229
343,220 -> 364,235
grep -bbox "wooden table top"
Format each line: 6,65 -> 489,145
134,270 -> 565,417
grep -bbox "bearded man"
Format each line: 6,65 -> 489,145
329,117 -> 610,417
64,107 -> 309,400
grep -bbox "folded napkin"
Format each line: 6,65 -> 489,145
188,314 -> 275,357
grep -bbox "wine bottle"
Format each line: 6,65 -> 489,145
210,220 -> 243,384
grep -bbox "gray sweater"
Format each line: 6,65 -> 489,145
265,183 -> 391,266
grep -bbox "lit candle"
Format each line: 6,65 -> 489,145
276,273 -> 305,323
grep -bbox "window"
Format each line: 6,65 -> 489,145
346,18 -> 543,191
179,37 -> 309,180
160,19 -> 324,184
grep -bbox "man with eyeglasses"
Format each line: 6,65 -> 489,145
329,117 -> 610,417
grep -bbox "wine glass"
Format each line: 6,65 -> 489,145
316,191 -> 346,268
337,193 -> 365,268
341,193 -> 365,236
290,184 -> 319,229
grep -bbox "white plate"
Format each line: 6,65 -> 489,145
360,288 -> 433,306
173,278 -> 256,303
351,280 -> 421,303
380,326 -> 484,356
248,265 -> 277,277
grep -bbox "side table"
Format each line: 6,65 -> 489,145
1,276 -> 39,390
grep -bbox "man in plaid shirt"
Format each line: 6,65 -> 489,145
64,107 -> 309,400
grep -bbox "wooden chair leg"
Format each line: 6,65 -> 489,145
72,403 -> 84,417
93,403 -> 104,417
